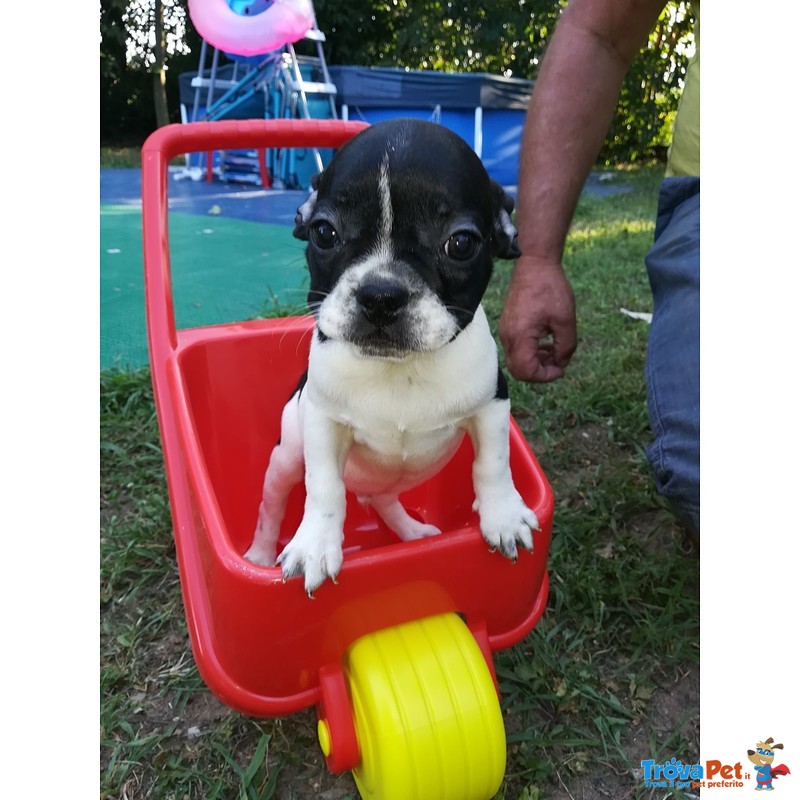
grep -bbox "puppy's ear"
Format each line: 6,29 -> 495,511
490,181 -> 521,260
293,172 -> 321,240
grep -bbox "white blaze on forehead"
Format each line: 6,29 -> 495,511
359,153 -> 394,268
379,154 -> 393,241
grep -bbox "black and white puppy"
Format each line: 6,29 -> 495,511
245,118 -> 539,594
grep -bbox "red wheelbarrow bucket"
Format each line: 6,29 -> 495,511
142,119 -> 554,798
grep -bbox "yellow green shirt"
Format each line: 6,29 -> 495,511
665,3 -> 700,177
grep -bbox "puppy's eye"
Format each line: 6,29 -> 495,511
445,231 -> 479,261
310,221 -> 339,249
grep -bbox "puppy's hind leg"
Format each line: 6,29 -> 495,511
245,396 -> 304,567
368,494 -> 441,542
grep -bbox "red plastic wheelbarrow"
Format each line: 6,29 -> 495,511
142,119 -> 554,800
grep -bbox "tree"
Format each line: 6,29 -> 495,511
100,0 -> 695,161
606,2 -> 695,162
313,0 -> 566,77
100,0 -> 197,141
121,0 -> 191,127
152,0 -> 170,127
312,0 -> 695,163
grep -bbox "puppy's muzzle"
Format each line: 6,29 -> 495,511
356,278 -> 410,326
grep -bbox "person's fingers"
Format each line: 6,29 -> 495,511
498,257 -> 577,383
500,309 -> 576,382
529,360 -> 566,382
499,308 -> 541,382
550,317 -> 578,368
502,326 -> 565,383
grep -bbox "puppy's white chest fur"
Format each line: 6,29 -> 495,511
307,306 -> 498,494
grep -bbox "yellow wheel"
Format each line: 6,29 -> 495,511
344,613 -> 506,800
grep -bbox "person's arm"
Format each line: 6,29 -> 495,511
499,0 -> 665,382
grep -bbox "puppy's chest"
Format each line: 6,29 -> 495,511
316,371 -> 477,462
351,411 -> 464,463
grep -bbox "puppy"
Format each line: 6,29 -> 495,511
245,118 -> 539,594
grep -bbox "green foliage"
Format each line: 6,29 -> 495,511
314,0 -> 695,164
101,0 -> 695,162
100,0 -> 202,143
605,3 -> 696,163
100,0 -> 156,141
313,0 -> 566,75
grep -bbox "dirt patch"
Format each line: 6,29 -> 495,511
545,663 -> 700,799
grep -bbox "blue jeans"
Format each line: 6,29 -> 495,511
644,177 -> 700,535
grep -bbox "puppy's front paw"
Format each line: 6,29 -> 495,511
474,490 -> 539,561
276,518 -> 344,596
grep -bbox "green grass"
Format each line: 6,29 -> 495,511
100,165 -> 699,799
101,146 -> 141,168
101,146 -> 185,168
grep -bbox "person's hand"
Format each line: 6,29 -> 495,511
499,256 -> 577,382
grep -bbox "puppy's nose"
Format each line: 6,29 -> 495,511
356,279 -> 410,324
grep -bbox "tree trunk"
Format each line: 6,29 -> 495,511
152,0 -> 170,128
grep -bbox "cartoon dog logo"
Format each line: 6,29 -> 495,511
747,738 -> 791,790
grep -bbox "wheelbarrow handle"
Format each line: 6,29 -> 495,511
141,119 -> 369,353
